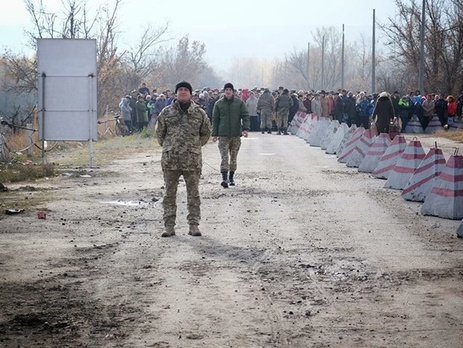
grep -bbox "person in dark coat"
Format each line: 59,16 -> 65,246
434,94 -> 448,127
289,92 -> 299,125
371,91 -> 395,135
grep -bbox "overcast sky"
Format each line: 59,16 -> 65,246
0,0 -> 398,71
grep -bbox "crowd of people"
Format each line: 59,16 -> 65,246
120,82 -> 463,136
143,79 -> 463,238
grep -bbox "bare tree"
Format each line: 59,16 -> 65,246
152,36 -> 207,90
381,0 -> 463,94
1,52 -> 37,93
19,0 -> 130,116
287,50 -> 309,89
95,0 -> 126,116
124,22 -> 170,89
269,26 -> 342,91
24,0 -> 98,43
227,58 -> 267,88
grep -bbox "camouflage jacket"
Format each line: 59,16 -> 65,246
275,93 -> 293,111
257,91 -> 275,112
156,100 -> 211,171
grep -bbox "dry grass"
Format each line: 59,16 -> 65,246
0,127 -> 159,183
0,161 -> 55,183
47,129 -> 158,167
434,129 -> 463,143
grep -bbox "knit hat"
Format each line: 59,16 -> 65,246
224,82 -> 234,91
175,81 -> 193,94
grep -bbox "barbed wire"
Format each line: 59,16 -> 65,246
0,119 -> 60,160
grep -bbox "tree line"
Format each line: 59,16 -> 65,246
1,0 -> 463,128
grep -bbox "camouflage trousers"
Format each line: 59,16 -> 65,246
218,136 -> 241,172
276,108 -> 289,129
162,169 -> 201,227
260,109 -> 273,130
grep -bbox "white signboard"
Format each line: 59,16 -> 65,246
37,39 -> 97,141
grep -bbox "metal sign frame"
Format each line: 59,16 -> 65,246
37,39 -> 98,165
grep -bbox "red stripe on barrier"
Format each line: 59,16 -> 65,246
392,166 -> 416,174
400,153 -> 425,160
430,187 -> 463,197
368,151 -> 387,156
438,173 -> 463,182
445,156 -> 463,169
373,164 -> 396,175
413,159 -> 446,174
380,150 -> 404,161
402,173 -> 440,194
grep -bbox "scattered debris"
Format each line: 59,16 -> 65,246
5,208 -> 25,215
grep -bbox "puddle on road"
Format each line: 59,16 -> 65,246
101,199 -> 159,207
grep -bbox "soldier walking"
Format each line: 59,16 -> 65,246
275,88 -> 293,134
212,82 -> 250,188
155,81 -> 211,237
257,88 -> 275,134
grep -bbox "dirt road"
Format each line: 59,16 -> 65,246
1,132 -> 462,348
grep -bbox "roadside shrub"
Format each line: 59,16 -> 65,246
0,160 -> 55,183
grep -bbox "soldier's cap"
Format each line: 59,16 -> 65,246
175,81 -> 193,94
224,82 -> 234,91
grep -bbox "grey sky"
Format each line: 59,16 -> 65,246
0,0 -> 398,70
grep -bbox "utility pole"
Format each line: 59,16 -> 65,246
341,24 -> 345,89
321,35 -> 325,90
307,42 -> 310,89
372,9 -> 376,94
418,0 -> 425,93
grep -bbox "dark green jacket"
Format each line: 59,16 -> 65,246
212,96 -> 250,137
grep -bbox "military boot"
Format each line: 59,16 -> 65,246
229,171 -> 235,186
221,171 -> 229,188
161,225 -> 175,237
188,225 -> 202,237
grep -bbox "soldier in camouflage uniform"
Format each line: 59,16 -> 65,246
156,81 -> 211,237
212,82 -> 250,188
257,88 -> 275,134
275,88 -> 293,135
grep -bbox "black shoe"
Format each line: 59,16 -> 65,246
229,180 -> 235,186
221,180 -> 229,188
261,130 -> 265,134
267,130 -> 272,134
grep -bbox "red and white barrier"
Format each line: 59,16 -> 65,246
321,120 -> 339,150
296,115 -> 311,139
326,123 -> 348,155
308,117 -> 330,147
335,124 -> 357,156
338,126 -> 364,162
385,138 -> 426,190
302,114 -> 320,141
359,133 -> 392,173
457,220 -> 463,237
372,135 -> 407,179
288,111 -> 307,134
425,115 -> 443,134
401,145 -> 446,201
346,129 -> 376,168
421,154 -> 463,220
405,114 -> 423,133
